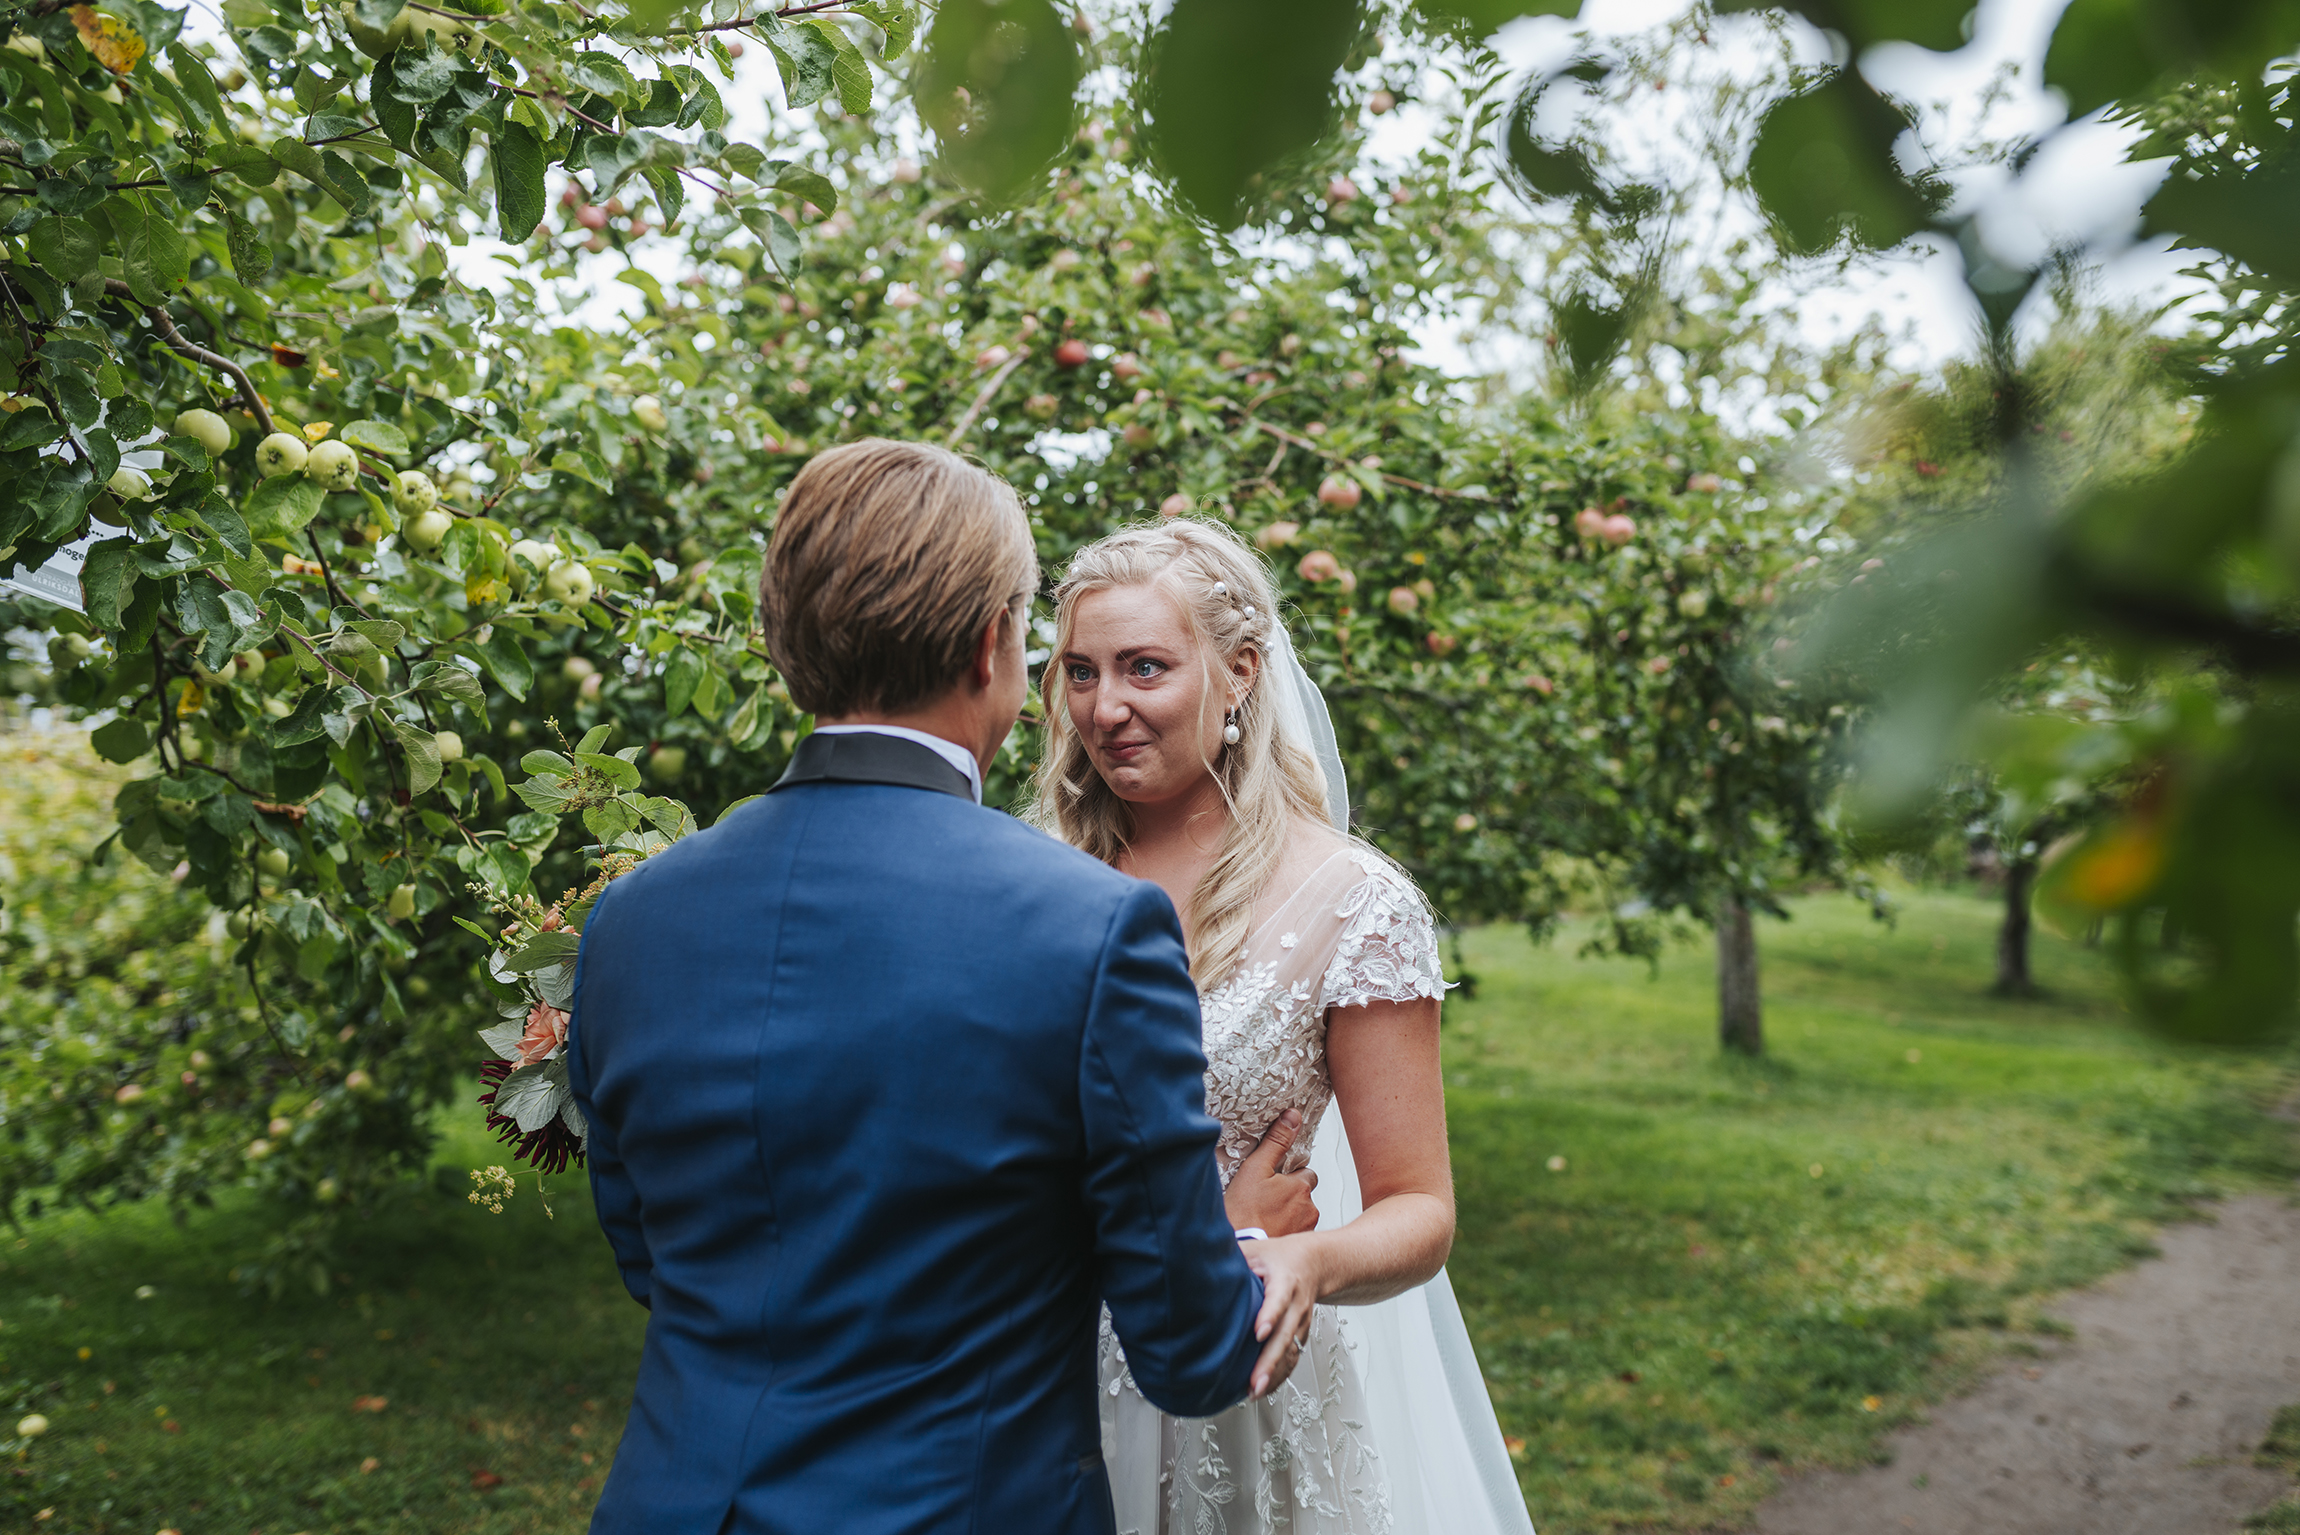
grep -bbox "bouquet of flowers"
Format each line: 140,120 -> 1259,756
472,725 -> 709,1176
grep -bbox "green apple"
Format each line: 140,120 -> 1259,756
315,1177 -> 341,1204
544,559 -> 595,607
507,539 -> 557,592
434,730 -> 463,763
387,884 -> 417,921
393,468 -> 438,514
175,408 -> 234,456
649,744 -> 687,782
48,633 -> 92,669
306,438 -> 360,491
632,394 -> 669,433
108,465 -> 152,500
402,508 -> 453,551
257,847 -> 292,879
262,697 -> 292,718
256,432 -> 308,478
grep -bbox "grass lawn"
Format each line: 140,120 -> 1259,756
1446,889 -> 2297,1529
1,885 -> 2292,1533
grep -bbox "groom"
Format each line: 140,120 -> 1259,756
568,439 -> 1307,1534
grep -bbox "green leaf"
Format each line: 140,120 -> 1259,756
0,402 -> 58,452
27,215 -> 101,282
645,164 -> 684,229
852,0 -> 917,57
920,0 -> 1079,205
412,657 -> 487,713
490,121 -> 547,240
209,143 -> 282,185
245,476 -> 327,538
722,142 -> 767,182
475,627 -> 533,700
165,41 -> 226,127
629,77 -> 683,128
389,44 -> 461,105
567,51 -> 641,105
225,206 -> 274,286
199,495 -> 252,558
550,448 -> 611,487
662,646 -> 704,718
81,539 -> 138,627
103,193 -> 191,304
574,724 -> 612,755
744,207 -> 802,277
1746,69 -> 1933,256
1140,0 -> 1347,227
761,14 -> 842,110
90,716 -> 151,763
773,163 -> 838,214
395,720 -> 443,796
339,419 -> 410,456
583,798 -> 641,841
371,55 -> 418,151
808,17 -> 873,117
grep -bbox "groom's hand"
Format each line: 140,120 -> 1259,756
1224,1109 -> 1321,1239
1240,1235 -> 1322,1399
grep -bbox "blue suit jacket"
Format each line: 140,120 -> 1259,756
567,732 -> 1265,1535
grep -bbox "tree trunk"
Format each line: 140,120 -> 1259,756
1718,899 -> 1763,1055
1994,855 -> 2037,997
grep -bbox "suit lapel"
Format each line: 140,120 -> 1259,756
768,731 -> 975,801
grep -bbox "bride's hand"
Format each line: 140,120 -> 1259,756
1223,1109 -> 1321,1238
1239,1234 -> 1323,1398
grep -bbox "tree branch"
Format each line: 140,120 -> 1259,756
947,348 -> 1028,447
112,281 -> 275,437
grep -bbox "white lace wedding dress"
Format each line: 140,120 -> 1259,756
1097,846 -> 1538,1535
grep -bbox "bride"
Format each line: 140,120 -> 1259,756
1027,519 -> 1536,1535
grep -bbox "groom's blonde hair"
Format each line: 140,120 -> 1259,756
762,439 -> 1037,717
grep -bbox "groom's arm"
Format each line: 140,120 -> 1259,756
1079,882 -> 1264,1419
568,884 -> 654,1310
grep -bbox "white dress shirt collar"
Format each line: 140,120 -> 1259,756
810,724 -> 984,804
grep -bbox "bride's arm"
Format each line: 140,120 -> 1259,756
1295,994 -> 1455,1306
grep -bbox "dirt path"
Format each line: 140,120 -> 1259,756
1753,1192 -> 2300,1535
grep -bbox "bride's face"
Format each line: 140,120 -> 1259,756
1061,582 -> 1248,806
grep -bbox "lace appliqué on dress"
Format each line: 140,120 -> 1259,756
1099,849 -> 1445,1535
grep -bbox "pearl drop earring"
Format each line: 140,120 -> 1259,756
1222,708 -> 1242,746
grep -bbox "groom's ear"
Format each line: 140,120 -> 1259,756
969,601 -> 1015,691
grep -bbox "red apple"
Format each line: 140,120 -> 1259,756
1319,475 -> 1362,510
576,206 -> 608,230
1524,674 -> 1554,696
1297,550 -> 1342,583
1574,506 -> 1607,541
1111,352 -> 1143,382
1327,175 -> 1360,203
1159,492 -> 1192,518
1386,586 -> 1419,615
1054,339 -> 1091,368
1601,513 -> 1636,546
1425,633 -> 1457,656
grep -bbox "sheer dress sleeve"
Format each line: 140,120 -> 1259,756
1318,853 -> 1448,1014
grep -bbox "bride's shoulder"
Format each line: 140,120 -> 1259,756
1282,822 -> 1433,917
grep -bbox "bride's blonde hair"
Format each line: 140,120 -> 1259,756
1026,518 -> 1333,987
